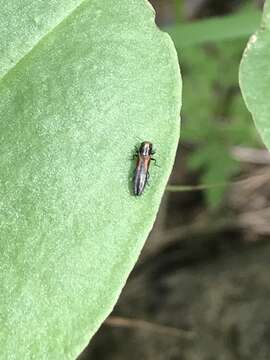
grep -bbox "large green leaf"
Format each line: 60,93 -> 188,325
239,1 -> 270,148
0,1 -> 181,359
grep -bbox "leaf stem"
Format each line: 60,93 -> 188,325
166,183 -> 228,192
174,0 -> 183,23
166,170 -> 270,193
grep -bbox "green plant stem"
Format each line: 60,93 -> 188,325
174,0 -> 183,22
164,9 -> 261,48
166,171 -> 268,192
166,183 -> 228,192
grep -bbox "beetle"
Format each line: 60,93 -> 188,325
133,141 -> 156,196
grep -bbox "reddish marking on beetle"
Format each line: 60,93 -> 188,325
133,141 -> 155,196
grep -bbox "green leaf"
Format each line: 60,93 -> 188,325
239,0 -> 270,150
165,7 -> 261,48
0,1 -> 181,359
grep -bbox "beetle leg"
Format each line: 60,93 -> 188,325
146,171 -> 150,185
130,147 -> 139,160
151,158 -> 160,167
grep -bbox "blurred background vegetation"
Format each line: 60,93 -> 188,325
79,1 -> 270,359
164,0 -> 263,208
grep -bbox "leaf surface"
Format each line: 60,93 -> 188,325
240,1 -> 270,149
0,0 -> 182,358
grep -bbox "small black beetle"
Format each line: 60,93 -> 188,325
133,141 -> 155,196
